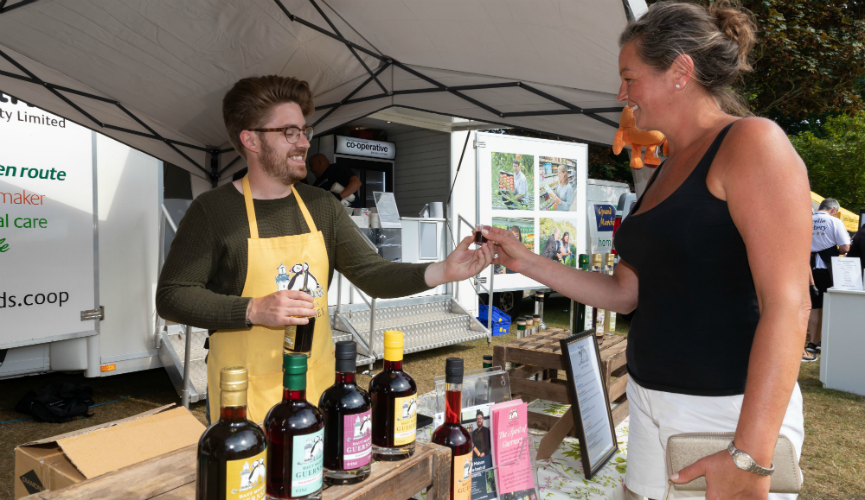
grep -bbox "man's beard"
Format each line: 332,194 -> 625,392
259,137 -> 307,185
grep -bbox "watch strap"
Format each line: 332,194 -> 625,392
728,441 -> 774,476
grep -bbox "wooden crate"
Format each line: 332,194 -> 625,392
22,442 -> 452,500
492,328 -> 630,429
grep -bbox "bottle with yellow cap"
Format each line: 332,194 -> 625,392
369,330 -> 418,460
196,367 -> 268,500
603,253 -> 617,339
264,353 -> 325,500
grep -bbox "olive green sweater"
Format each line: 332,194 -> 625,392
156,182 -> 431,331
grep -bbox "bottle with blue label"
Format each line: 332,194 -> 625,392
265,353 -> 325,499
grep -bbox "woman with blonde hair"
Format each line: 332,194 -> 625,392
483,2 -> 810,498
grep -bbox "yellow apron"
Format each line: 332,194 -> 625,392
207,176 -> 335,422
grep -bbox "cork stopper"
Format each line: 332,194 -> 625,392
605,253 -> 616,266
592,254 -> 602,267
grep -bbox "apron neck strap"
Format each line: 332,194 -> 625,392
242,175 -> 319,239
242,175 -> 259,239
291,184 -> 318,233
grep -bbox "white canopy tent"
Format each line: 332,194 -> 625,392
0,0 -> 646,186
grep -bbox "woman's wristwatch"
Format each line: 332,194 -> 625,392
727,441 -> 774,476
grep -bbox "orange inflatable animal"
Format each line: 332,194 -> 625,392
613,105 -> 668,169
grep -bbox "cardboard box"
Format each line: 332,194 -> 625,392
14,404 -> 205,498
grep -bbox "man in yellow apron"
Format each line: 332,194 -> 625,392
156,75 -> 493,423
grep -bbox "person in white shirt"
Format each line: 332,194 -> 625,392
552,164 -> 574,211
806,198 -> 851,355
512,157 -> 528,202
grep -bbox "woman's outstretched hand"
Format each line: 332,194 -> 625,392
482,225 -> 535,275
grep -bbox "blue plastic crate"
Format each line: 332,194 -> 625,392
476,305 -> 512,336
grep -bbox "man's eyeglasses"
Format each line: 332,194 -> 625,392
251,126 -> 314,144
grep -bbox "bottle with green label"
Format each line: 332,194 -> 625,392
264,353 -> 325,499
196,367 -> 268,500
369,330 -> 418,461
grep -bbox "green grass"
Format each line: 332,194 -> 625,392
0,296 -> 861,499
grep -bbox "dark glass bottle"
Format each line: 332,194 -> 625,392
197,367 -> 268,500
576,254 -> 591,332
264,353 -> 325,500
369,330 -> 418,461
431,358 -> 473,500
285,264 -> 315,354
319,341 -> 372,485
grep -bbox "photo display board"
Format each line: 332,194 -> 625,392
0,93 -> 97,348
477,133 -> 588,291
559,330 -> 618,479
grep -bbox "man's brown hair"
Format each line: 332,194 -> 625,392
222,75 -> 315,158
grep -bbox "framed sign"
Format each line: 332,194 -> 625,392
559,330 -> 618,479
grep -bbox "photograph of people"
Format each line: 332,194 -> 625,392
492,218 -> 534,274
472,410 -> 491,457
540,227 -> 561,261
550,165 -> 575,211
492,152 -> 534,211
480,2 -> 810,497
538,219 -> 577,267
559,232 -> 572,262
156,75 -> 494,425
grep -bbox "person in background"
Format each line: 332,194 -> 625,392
309,153 -> 362,208
484,2 -> 810,498
541,227 -> 561,261
512,155 -> 528,202
846,222 -> 865,273
471,410 -> 491,457
551,164 -> 574,211
806,198 -> 851,355
559,232 -> 572,262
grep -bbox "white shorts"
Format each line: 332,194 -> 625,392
625,378 -> 804,500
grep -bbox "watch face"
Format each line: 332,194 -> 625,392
734,453 -> 752,469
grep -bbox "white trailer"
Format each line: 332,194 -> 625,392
0,93 -> 162,380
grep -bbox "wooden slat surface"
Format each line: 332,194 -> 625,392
24,442 -> 452,500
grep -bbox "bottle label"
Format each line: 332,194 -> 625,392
453,451 -> 473,500
608,311 -> 617,332
583,311 -> 593,332
284,325 -> 297,350
343,409 -> 372,469
225,450 -> 266,500
595,310 -> 605,334
291,428 -> 324,497
393,394 -> 418,445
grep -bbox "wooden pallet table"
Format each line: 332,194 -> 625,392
22,442 -> 452,500
492,328 -> 630,434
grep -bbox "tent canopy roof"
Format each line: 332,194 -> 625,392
0,0 -> 646,183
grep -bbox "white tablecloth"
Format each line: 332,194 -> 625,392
414,393 -> 631,500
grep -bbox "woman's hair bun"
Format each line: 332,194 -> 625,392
708,0 -> 757,69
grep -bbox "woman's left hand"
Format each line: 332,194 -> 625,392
424,233 -> 494,287
671,449 -> 771,499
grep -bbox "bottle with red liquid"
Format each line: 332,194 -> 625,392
285,265 -> 315,354
369,330 -> 418,461
474,224 -> 487,246
196,367 -> 267,500
264,353 -> 324,499
431,358 -> 473,500
318,341 -> 372,485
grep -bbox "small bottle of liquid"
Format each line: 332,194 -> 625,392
535,291 -> 545,329
369,331 -> 418,461
516,317 -> 526,340
474,224 -> 487,247
578,255 -> 593,332
318,341 -> 372,485
591,254 -> 605,341
532,314 -> 541,335
603,253 -> 617,339
285,264 -> 316,354
264,354 -> 325,500
482,354 -> 493,370
431,358 -> 474,500
196,367 -> 267,500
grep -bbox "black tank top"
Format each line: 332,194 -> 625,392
614,121 -> 759,396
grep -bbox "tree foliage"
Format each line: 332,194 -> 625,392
790,112 -> 865,210
742,0 -> 865,119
